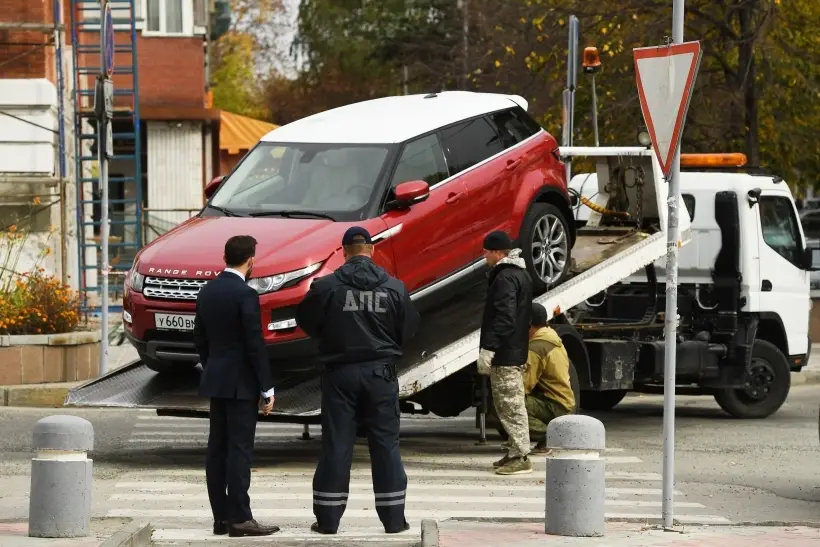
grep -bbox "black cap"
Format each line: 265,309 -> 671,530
342,226 -> 372,246
531,302 -> 548,327
483,230 -> 512,251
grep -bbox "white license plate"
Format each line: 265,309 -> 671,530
155,313 -> 195,331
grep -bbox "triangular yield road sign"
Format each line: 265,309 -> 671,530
634,41 -> 703,178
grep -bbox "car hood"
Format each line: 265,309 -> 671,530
135,216 -> 387,278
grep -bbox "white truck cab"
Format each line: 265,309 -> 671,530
568,153 -> 820,418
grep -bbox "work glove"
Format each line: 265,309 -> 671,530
477,348 -> 495,376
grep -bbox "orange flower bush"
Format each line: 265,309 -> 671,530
0,269 -> 80,335
0,226 -> 80,335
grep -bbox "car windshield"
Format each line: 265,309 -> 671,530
210,142 -> 391,220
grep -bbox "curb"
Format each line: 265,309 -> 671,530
791,370 -> 820,387
421,519 -> 439,547
0,383 -> 79,408
99,520 -> 153,547
445,516 -> 820,527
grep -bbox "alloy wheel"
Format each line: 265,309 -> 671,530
531,214 -> 568,284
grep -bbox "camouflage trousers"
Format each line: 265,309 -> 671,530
490,365 -> 530,458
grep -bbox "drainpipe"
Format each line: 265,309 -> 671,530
53,0 -> 68,286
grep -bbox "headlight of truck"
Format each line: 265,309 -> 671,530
248,262 -> 322,295
126,269 -> 145,292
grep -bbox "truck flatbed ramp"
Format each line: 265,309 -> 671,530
65,147 -> 690,419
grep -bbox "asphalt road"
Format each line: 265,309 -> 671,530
0,385 -> 818,529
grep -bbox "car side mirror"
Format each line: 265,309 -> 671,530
390,180 -> 430,209
204,175 -> 225,199
805,243 -> 820,271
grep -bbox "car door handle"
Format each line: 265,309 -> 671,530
505,159 -> 522,171
762,279 -> 772,292
446,192 -> 463,204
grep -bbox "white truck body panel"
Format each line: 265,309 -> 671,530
569,170 -> 810,357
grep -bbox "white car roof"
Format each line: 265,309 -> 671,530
260,91 -> 530,145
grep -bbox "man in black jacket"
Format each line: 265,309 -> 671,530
478,230 -> 534,475
296,226 -> 419,536
194,235 -> 279,537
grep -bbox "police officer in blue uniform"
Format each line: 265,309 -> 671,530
296,226 -> 420,535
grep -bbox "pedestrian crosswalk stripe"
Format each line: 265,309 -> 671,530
107,508 -> 730,524
110,492 -> 704,508
113,482 -> 679,496
108,468 -> 663,481
152,528 -> 416,542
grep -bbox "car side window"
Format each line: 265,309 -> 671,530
389,133 -> 449,189
682,193 -> 695,221
489,108 -> 535,148
438,117 -> 505,176
759,195 -> 802,266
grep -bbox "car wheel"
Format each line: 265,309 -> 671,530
140,353 -> 197,375
520,202 -> 572,294
579,390 -> 628,411
713,339 -> 791,419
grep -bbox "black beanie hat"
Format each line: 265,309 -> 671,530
483,230 -> 512,251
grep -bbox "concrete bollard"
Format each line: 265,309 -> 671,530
28,415 -> 94,538
545,414 -> 606,537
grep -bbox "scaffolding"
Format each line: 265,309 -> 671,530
71,0 -> 142,315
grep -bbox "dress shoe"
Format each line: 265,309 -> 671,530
386,521 -> 411,534
228,519 -> 280,537
310,522 -> 337,534
213,520 -> 228,535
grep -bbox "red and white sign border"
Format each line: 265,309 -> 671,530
634,41 -> 702,178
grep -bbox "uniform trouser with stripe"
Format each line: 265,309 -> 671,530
312,361 -> 407,532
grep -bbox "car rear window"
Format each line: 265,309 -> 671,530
438,116 -> 505,176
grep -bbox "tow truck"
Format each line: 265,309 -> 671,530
66,145 -> 697,428
567,153 -> 819,418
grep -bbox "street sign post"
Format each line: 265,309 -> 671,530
98,0 -> 114,377
633,1 -> 701,528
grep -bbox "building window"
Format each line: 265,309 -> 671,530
146,0 -> 188,35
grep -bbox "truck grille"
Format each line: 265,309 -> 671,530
143,277 -> 207,300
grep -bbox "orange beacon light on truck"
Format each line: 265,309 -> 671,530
680,153 -> 748,168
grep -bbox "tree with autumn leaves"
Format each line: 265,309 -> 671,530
210,0 -> 820,191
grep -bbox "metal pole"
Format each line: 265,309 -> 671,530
98,1 -> 109,377
591,74 -> 599,147
662,0 -> 685,529
562,16 -> 579,182
403,64 -> 409,95
461,0 -> 469,89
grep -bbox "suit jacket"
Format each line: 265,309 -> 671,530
194,271 -> 274,400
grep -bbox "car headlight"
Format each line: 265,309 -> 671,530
126,269 -> 145,292
248,262 -> 322,294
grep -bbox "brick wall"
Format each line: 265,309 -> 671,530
0,0 -> 49,79
137,36 -> 206,108
1,0 -> 206,110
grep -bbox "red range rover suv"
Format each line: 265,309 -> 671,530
123,91 -> 574,378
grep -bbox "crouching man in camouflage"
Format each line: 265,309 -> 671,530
477,231 -> 533,476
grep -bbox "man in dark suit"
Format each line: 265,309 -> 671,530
193,235 -> 279,537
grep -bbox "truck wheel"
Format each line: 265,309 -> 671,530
141,354 -> 196,375
713,339 -> 790,419
579,390 -> 628,411
520,202 -> 572,294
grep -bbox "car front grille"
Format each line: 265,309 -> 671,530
143,276 -> 208,301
